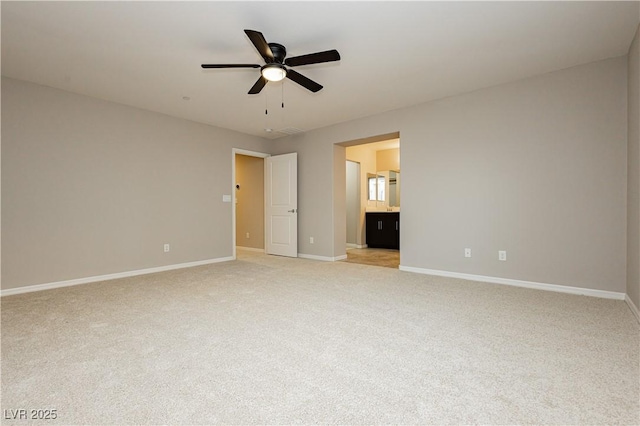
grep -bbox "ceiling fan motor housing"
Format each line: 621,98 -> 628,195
268,43 -> 287,63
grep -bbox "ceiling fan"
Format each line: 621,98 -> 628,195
201,29 -> 340,94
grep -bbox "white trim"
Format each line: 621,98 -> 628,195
1,257 -> 234,297
236,246 -> 265,253
625,295 -> 640,324
298,253 -> 348,262
346,243 -> 366,249
398,265 -> 626,300
234,149 -> 270,158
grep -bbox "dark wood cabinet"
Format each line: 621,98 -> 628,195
366,212 -> 399,250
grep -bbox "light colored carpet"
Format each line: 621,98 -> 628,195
2,249 -> 638,425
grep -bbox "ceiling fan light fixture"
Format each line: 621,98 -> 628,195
261,64 -> 287,82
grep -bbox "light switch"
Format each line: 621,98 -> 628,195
222,194 -> 231,202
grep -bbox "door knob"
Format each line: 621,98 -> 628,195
288,209 -> 297,213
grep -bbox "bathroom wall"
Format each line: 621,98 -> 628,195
376,148 -> 400,172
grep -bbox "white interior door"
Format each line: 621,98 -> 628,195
265,153 -> 297,257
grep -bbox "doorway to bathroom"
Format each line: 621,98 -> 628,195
343,137 -> 400,269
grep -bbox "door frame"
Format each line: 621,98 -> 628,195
337,131 -> 401,259
232,148 -> 270,260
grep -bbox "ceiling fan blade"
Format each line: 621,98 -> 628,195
286,69 -> 323,93
248,76 -> 268,94
244,29 -> 274,63
284,49 -> 340,67
201,64 -> 261,69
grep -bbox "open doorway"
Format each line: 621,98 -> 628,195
232,149 -> 269,259
342,137 -> 400,268
232,149 -> 299,260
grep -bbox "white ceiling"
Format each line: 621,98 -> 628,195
2,2 -> 639,139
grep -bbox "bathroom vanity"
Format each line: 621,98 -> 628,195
365,212 -> 399,250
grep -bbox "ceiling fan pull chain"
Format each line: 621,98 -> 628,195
264,91 -> 269,132
281,83 -> 285,128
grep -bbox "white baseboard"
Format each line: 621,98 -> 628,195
625,295 -> 640,324
398,265 -> 626,300
346,243 -> 366,249
1,256 -> 234,297
298,253 -> 348,262
236,246 -> 265,253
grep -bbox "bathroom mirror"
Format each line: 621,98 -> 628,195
367,170 -> 400,208
367,173 -> 385,202
373,170 -> 399,207
388,170 -> 399,207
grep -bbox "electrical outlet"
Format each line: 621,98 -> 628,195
465,248 -> 472,258
246,232 -> 250,239
499,250 -> 507,261
310,237 -> 314,244
164,243 -> 170,253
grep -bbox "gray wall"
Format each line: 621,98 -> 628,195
271,133 -> 334,256
628,23 -> 640,308
1,77 -> 268,290
2,54 -> 632,296
273,56 -> 628,293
